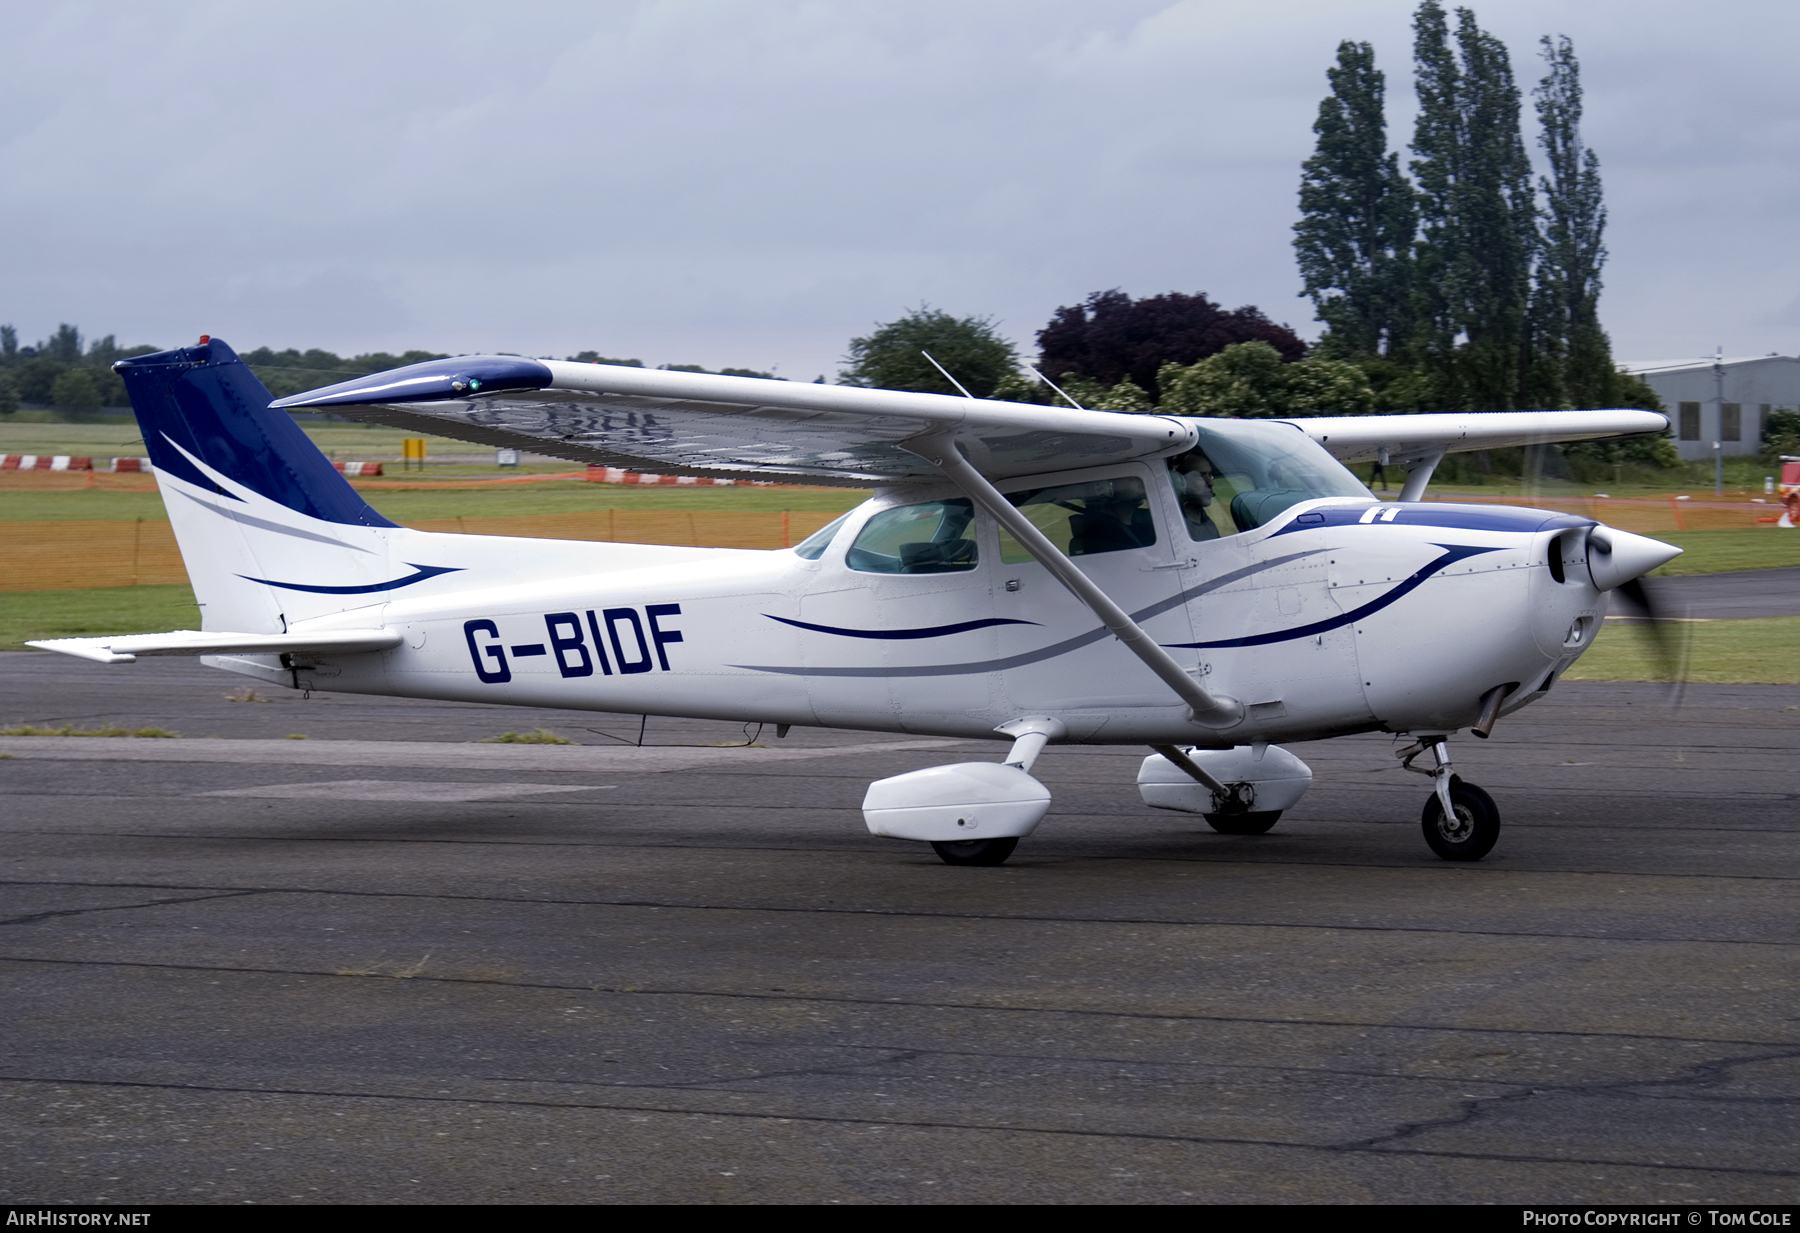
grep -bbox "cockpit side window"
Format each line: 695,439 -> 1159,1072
998,476 -> 1157,563
845,498 -> 979,574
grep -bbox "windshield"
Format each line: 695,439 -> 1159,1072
1168,419 -> 1371,539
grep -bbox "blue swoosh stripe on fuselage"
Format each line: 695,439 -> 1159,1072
1271,503 -> 1592,537
731,548 -> 1327,678
239,563 -> 464,595
1164,543 -> 1501,649
763,615 -> 1040,640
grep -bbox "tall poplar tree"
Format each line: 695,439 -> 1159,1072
1409,2 -> 1537,410
1533,34 -> 1613,408
1293,41 -> 1416,360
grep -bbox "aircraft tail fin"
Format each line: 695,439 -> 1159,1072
114,337 -> 404,632
110,337 -> 728,641
115,337 -> 396,530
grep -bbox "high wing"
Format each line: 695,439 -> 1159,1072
1277,409 -> 1670,466
272,357 -> 1197,487
274,355 -> 1670,485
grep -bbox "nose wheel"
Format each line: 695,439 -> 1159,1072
1420,777 -> 1499,860
1399,737 -> 1501,861
930,837 -> 1019,866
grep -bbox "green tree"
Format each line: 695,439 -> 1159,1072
51,368 -> 102,414
1158,342 -> 1377,418
16,357 -> 66,405
42,323 -> 82,364
0,326 -> 16,366
839,306 -> 1019,397
1533,34 -> 1614,409
0,370 -> 18,416
1294,41 -> 1416,359
1761,409 -> 1800,463
1409,2 -> 1537,410
567,352 -> 644,366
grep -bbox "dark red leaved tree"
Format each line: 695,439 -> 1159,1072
1036,290 -> 1306,399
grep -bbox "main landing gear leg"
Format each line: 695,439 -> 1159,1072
1398,736 -> 1500,861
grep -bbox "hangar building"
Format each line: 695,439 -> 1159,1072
1619,354 -> 1800,461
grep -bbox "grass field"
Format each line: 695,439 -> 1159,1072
1,584 -> 200,650
5,483 -> 1789,570
1563,615 -> 1800,684
1645,529 -> 1800,575
0,479 -> 866,522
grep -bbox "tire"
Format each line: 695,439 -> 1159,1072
929,837 -> 1019,867
1204,811 -> 1282,835
1420,779 -> 1500,861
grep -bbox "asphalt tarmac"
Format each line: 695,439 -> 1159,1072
1,651 -> 1796,1205
1625,565 -> 1800,620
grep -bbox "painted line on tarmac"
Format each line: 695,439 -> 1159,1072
0,736 -> 968,772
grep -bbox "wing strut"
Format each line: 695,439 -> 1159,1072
908,436 -> 1243,729
1397,448 -> 1446,502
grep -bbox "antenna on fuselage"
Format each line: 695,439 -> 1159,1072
1027,365 -> 1086,411
921,350 -> 974,399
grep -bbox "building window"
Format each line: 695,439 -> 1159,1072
1722,403 -> 1741,441
1679,402 -> 1701,440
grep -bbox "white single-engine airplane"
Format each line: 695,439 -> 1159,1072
32,338 -> 1680,866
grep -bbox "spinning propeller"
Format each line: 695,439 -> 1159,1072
1591,528 -> 1689,693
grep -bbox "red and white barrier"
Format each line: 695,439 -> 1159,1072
1,455 -> 93,471
332,461 -> 383,476
111,458 -> 153,472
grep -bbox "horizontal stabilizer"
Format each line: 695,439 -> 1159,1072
27,629 -> 401,665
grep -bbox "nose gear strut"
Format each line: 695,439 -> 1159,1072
1396,736 -> 1501,860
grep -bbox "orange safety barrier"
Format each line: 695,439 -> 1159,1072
0,509 -> 844,591
0,470 -> 160,491
1417,493 -> 1780,533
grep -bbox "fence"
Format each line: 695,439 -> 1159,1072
0,510 -> 844,592
1414,493 -> 1783,533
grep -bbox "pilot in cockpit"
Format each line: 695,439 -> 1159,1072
1168,448 -> 1224,541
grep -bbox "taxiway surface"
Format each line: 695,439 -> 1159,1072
1,652 -> 1796,1204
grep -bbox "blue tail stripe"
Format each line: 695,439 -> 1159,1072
237,564 -> 463,595
114,339 -> 399,528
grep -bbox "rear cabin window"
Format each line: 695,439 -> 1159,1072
845,498 -> 979,574
998,476 -> 1156,564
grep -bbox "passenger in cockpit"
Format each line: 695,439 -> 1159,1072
1169,449 -> 1224,541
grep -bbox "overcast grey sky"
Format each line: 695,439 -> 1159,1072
1,0 -> 1794,380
